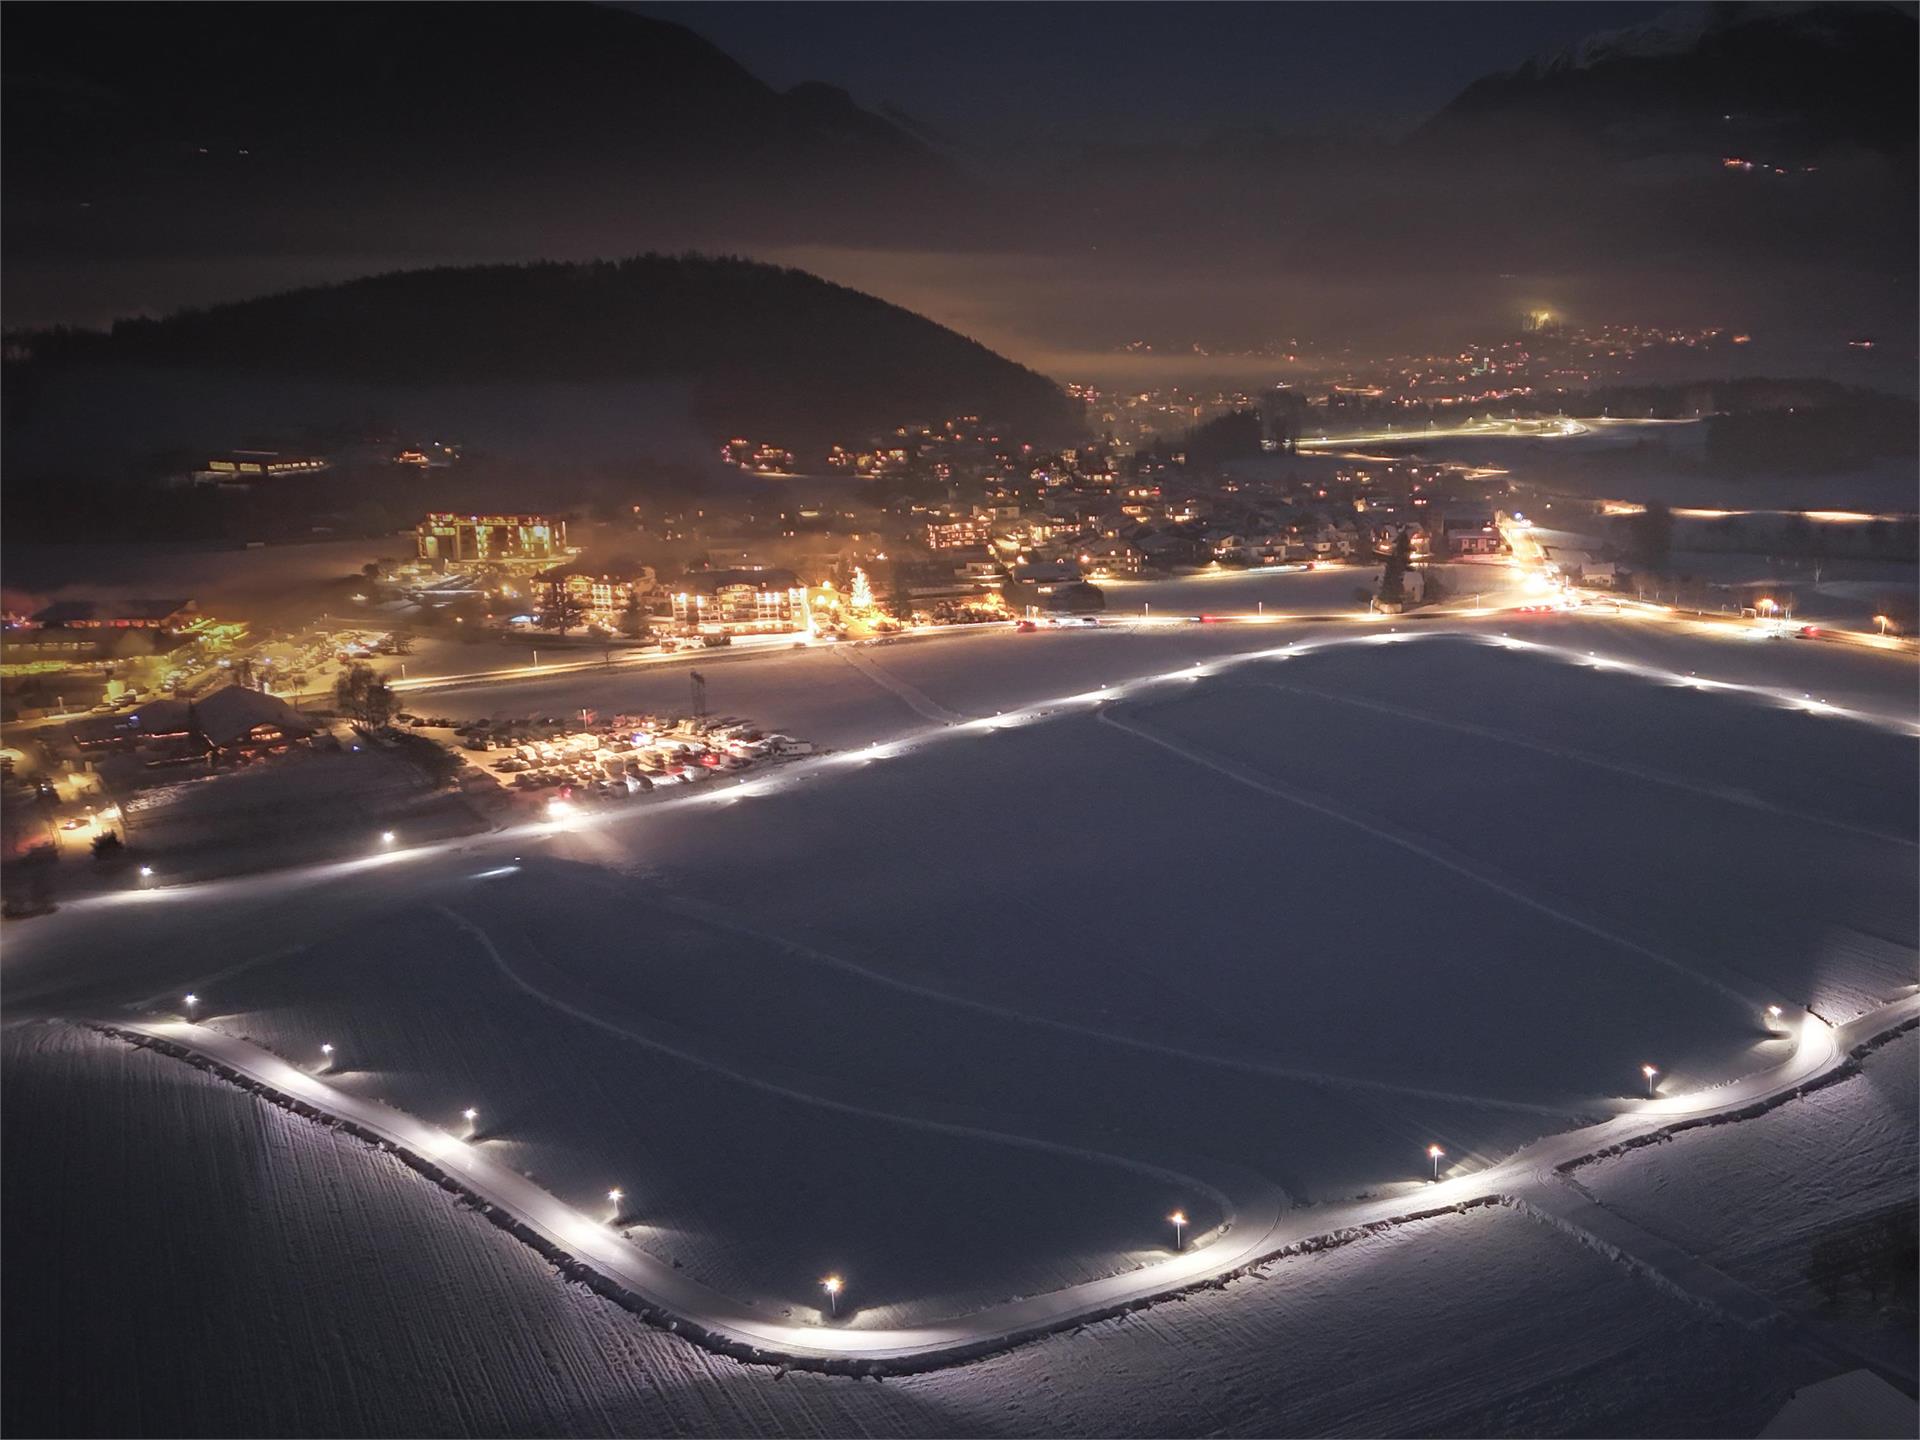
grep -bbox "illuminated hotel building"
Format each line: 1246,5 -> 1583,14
416,513 -> 566,566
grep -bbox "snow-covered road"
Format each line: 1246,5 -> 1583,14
103,989 -> 1917,1375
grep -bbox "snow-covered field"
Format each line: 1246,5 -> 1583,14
4,616 -> 1914,1433
1,1019 -> 1877,1438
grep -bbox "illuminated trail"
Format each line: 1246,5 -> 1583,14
1098,703 -> 1769,1011
1258,681 -> 1918,849
436,905 -> 1246,1220
99,993 -> 1914,1374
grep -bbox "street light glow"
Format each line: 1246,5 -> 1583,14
380,830 -> 396,844
1642,1063 -> 1658,1097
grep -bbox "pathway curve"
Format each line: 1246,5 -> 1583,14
98,991 -> 1917,1375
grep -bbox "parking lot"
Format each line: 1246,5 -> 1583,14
397,708 -> 813,806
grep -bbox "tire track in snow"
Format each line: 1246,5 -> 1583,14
836,646 -> 972,725
633,888 -> 1580,1120
1259,680 -> 1917,850
433,904 -> 1245,1223
1099,702 -> 1768,1011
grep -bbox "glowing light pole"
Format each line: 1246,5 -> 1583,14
1642,1063 -> 1658,1098
182,993 -> 199,1020
380,830 -> 396,846
462,1107 -> 480,1138
606,1187 -> 624,1224
319,1043 -> 336,1073
1428,1144 -> 1445,1181
1169,1209 -> 1188,1251
1874,614 -> 1892,636
821,1274 -> 843,1316
1766,1004 -> 1785,1033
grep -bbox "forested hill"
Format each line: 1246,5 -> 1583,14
8,255 -> 1082,448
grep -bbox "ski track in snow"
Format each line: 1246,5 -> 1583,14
1099,701 -> 1768,1012
836,647 -> 973,725
1259,680 -> 1918,850
433,905 -> 1244,1224
635,888 -> 1583,1121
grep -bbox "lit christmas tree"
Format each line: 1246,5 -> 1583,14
850,567 -> 875,611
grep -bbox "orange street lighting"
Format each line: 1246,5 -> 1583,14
1169,1209 -> 1188,1250
1642,1063 -> 1658,1097
821,1274 -> 843,1315
1874,614 -> 1892,635
1428,1144 -> 1445,1181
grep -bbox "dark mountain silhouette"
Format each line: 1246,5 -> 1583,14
2,2 -> 959,264
7,254 -> 1082,449
1417,2 -> 1917,161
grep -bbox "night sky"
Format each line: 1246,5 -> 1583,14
624,1 -> 1669,153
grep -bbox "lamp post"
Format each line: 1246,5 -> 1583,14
1428,1144 -> 1445,1181
1874,614 -> 1892,636
319,1043 -> 335,1073
821,1274 -> 843,1316
183,993 -> 198,1020
380,830 -> 396,846
1169,1210 -> 1188,1251
1642,1063 -> 1658,1098
462,1107 -> 479,1139
606,1188 -> 624,1224
1766,1004 -> 1785,1033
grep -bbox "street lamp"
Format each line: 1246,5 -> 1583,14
380,830 -> 396,845
1766,1004 -> 1785,1032
821,1274 -> 843,1316
139,865 -> 154,878
1169,1209 -> 1188,1251
1428,1144 -> 1445,1181
183,993 -> 198,1019
462,1107 -> 479,1138
1874,614 -> 1892,636
1642,1063 -> 1658,1098
606,1187 -> 624,1223
319,1043 -> 335,1072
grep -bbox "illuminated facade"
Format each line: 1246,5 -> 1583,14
416,513 -> 565,566
668,568 -> 806,633
538,566 -> 657,624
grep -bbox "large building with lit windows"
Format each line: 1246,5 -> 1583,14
415,513 -> 566,567
667,568 -> 807,633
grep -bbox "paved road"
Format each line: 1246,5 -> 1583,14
106,991 -> 1917,1374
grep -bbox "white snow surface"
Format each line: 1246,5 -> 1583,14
4,611 -> 1915,1433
